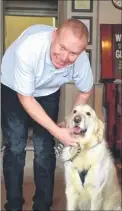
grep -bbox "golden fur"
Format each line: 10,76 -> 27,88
61,104 -> 121,210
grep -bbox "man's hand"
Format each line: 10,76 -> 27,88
17,94 -> 78,147
55,127 -> 78,147
57,121 -> 66,128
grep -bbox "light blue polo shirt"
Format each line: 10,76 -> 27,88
1,24 -> 93,97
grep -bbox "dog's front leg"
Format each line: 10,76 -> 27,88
64,162 -> 81,211
90,193 -> 103,210
65,188 -> 77,211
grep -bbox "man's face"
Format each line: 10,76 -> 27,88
50,29 -> 87,69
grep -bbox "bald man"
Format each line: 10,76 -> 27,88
1,19 -> 93,211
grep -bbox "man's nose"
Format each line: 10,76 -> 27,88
61,51 -> 69,61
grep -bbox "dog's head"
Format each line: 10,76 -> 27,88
66,104 -> 104,145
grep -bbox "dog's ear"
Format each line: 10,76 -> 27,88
95,118 -> 105,142
65,113 -> 73,128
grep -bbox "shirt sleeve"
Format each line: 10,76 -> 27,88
13,52 -> 35,96
73,52 -> 93,92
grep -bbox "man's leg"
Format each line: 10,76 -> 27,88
1,84 -> 29,211
32,90 -> 60,211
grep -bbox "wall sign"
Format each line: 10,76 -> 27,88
100,24 -> 122,80
112,25 -> 122,79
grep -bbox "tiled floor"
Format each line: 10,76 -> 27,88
1,151 -> 66,211
1,150 -> 121,211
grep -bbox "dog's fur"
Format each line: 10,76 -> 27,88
61,104 -> 121,210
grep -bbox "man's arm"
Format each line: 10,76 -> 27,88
73,89 -> 92,108
18,94 -> 78,146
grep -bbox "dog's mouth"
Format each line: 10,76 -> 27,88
73,126 -> 87,135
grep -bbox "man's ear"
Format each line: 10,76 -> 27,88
52,30 -> 57,41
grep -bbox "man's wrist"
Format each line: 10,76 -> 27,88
46,121 -> 60,138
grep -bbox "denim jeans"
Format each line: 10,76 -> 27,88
1,84 -> 60,211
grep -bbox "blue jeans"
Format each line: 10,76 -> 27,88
1,84 -> 60,211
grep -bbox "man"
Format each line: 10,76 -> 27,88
1,19 -> 93,211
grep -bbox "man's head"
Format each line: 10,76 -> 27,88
50,19 -> 88,69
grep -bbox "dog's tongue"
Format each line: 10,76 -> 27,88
73,126 -> 81,134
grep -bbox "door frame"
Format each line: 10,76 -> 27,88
4,0 -> 58,17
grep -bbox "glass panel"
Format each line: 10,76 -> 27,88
5,16 -> 56,50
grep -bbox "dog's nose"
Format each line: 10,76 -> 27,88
74,115 -> 82,124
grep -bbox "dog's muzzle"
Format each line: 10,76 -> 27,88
73,115 -> 87,135
73,126 -> 87,135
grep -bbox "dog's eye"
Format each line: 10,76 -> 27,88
73,110 -> 77,114
86,112 -> 91,116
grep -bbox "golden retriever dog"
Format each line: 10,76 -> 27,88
55,104 -> 121,210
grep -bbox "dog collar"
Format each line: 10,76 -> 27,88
64,141 -> 101,163
64,142 -> 81,163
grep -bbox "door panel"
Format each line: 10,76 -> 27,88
5,16 -> 56,49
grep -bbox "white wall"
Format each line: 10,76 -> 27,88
99,1 -> 121,24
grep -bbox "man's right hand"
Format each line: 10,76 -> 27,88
17,94 -> 78,147
57,121 -> 66,128
55,127 -> 78,147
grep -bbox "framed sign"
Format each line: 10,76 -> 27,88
72,0 -> 93,12
72,16 -> 93,44
112,25 -> 122,79
100,24 -> 122,80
